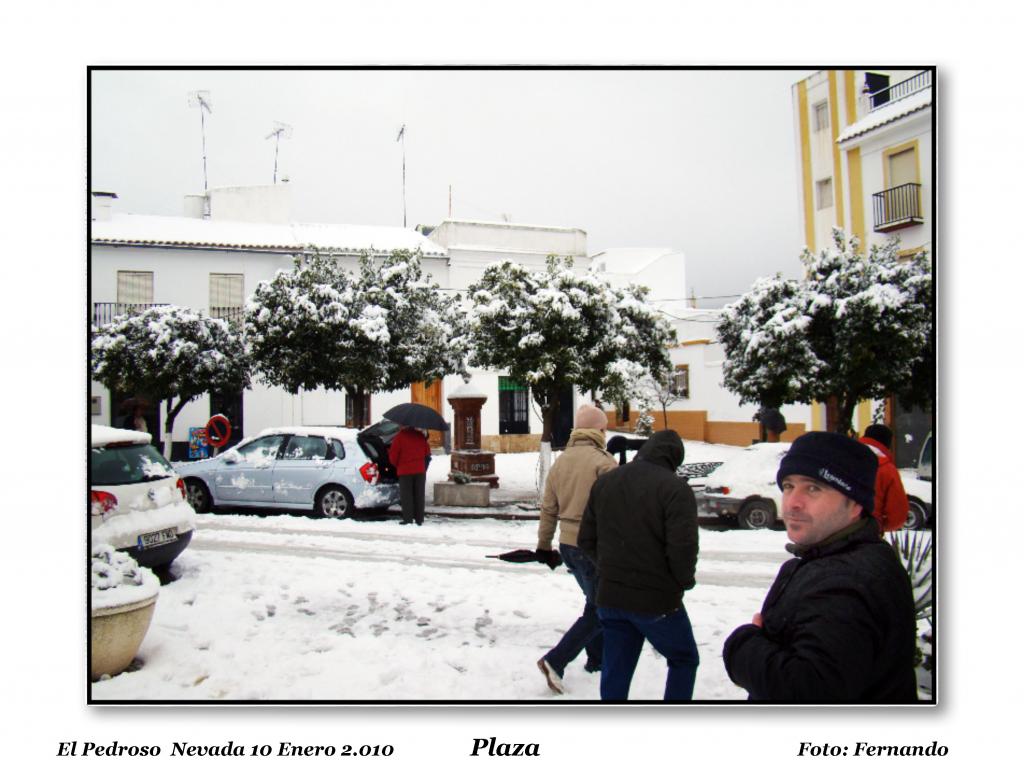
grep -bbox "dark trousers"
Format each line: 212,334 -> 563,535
399,473 -> 426,524
597,605 -> 699,701
543,544 -> 602,676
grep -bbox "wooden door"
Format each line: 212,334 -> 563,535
411,380 -> 444,448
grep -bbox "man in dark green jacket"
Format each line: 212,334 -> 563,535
722,431 -> 918,702
578,430 -> 700,701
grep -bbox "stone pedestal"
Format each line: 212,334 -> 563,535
434,481 -> 491,507
450,450 -> 499,488
448,382 -> 500,488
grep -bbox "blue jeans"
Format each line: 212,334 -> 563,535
597,605 -> 699,701
543,544 -> 603,676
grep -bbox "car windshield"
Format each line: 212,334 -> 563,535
91,443 -> 174,485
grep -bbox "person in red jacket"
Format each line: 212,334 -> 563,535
388,425 -> 432,526
859,424 -> 909,533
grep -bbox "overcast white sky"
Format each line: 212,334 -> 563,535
91,68 -> 810,307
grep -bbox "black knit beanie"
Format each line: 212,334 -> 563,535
776,431 -> 878,516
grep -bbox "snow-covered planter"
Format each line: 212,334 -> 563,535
634,412 -> 654,437
90,544 -> 160,680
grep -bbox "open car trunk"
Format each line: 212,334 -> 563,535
357,419 -> 401,483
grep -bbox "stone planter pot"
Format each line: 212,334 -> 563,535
90,594 -> 157,680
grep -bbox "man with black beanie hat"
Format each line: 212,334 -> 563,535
722,431 -> 919,702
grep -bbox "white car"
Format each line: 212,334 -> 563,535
899,433 -> 933,530
699,442 -> 791,529
175,422 -> 402,517
702,435 -> 934,531
90,425 -> 197,569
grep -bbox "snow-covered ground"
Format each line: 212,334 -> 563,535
91,439 -> 786,702
91,514 -> 791,701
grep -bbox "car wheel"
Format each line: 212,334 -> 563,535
904,498 -> 929,531
185,479 -> 211,513
315,485 -> 354,518
738,499 -> 775,530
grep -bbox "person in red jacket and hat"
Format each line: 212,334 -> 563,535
859,424 -> 909,533
388,425 -> 432,526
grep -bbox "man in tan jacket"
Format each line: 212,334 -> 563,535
536,404 -> 618,695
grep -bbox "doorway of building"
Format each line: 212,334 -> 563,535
551,385 -> 574,450
892,403 -> 932,468
210,389 -> 244,451
109,388 -> 161,448
411,379 -> 445,448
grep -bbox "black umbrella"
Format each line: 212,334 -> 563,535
119,396 -> 151,412
486,548 -> 563,570
383,402 -> 449,431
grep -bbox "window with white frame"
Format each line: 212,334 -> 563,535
816,177 -> 834,210
813,100 -> 829,132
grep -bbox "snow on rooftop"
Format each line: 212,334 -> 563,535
837,87 -> 932,144
92,212 -> 448,257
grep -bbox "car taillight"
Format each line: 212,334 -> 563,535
360,462 -> 379,484
176,478 -> 186,499
90,490 -> 117,517
706,486 -> 730,496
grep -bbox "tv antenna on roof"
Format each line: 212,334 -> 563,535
187,91 -> 213,191
266,121 -> 293,184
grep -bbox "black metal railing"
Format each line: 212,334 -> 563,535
92,302 -> 169,326
210,306 -> 245,324
873,183 -> 923,231
869,70 -> 932,110
93,303 -> 247,327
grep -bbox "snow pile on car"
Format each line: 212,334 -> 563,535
705,443 -> 791,499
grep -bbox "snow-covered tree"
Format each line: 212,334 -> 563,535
584,283 -> 675,408
466,256 -> 674,482
247,249 -> 465,426
718,229 -> 933,434
636,371 -> 685,429
718,274 -> 816,411
91,305 -> 251,458
358,249 -> 467,390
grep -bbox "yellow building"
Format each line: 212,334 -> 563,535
792,69 -> 934,463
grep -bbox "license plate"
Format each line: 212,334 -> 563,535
138,528 -> 177,549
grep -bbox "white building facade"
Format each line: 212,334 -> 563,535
90,186 -> 590,458
589,247 -> 811,444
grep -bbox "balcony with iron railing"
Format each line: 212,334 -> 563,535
210,306 -> 246,324
872,182 -> 924,232
92,302 -> 169,326
868,70 -> 932,111
92,303 -> 246,326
